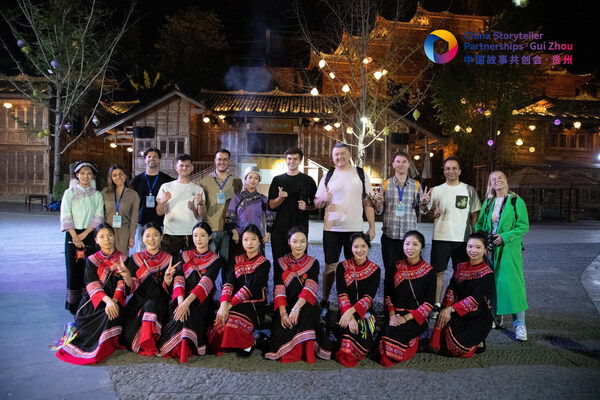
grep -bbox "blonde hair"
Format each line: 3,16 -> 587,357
485,170 -> 509,199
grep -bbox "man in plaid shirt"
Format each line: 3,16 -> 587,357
374,151 -> 431,294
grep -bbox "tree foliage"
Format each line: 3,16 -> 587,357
295,0 -> 431,167
430,21 -> 540,170
154,7 -> 230,94
0,0 -> 136,187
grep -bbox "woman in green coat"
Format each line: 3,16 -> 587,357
475,171 -> 529,341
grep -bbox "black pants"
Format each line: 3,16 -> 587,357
270,230 -> 289,265
65,230 -> 96,314
380,234 -> 406,297
161,233 -> 195,257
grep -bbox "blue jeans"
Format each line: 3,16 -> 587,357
513,311 -> 526,327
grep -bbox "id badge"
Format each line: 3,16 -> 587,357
112,215 -> 122,228
216,191 -> 226,205
146,195 -> 156,208
395,204 -> 406,217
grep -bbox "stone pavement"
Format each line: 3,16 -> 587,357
1,203 -> 599,399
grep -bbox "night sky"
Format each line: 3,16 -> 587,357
1,0 -> 597,82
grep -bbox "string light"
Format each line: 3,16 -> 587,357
487,140 -> 494,146
110,142 -> 117,148
310,88 -> 319,96
516,138 -> 524,146
203,117 -> 210,123
460,98 -> 467,104
329,72 -> 336,79
529,146 -> 535,153
334,122 -> 341,128
127,147 -> 133,153
454,125 -> 461,132
324,124 -> 333,131
373,71 -> 383,80
3,102 -> 13,109
529,125 -> 536,131
414,155 -> 420,160
342,84 -> 350,93
466,127 -> 472,133
318,59 -> 326,69
574,121 -> 581,129
346,127 -> 354,134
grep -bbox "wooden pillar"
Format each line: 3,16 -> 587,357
567,188 -> 572,222
559,189 -> 563,222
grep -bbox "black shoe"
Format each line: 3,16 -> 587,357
237,347 -> 253,358
475,341 -> 486,354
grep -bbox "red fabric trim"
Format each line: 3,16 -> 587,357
90,290 -> 106,308
454,261 -> 493,283
56,336 -> 122,366
138,320 -> 159,356
453,296 -> 478,316
353,296 -> 372,318
220,283 -> 233,303
279,254 -> 315,286
393,258 -> 432,288
234,254 -> 267,278
273,284 -> 287,310
342,259 -> 379,286
410,302 -> 433,325
338,294 -> 352,314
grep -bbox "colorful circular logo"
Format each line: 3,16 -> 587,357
424,30 -> 458,64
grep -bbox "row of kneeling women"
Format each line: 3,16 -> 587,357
55,222 -> 494,367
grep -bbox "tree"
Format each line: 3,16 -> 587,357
430,20 -> 540,170
154,7 -> 230,94
294,0 -> 432,167
0,0 -> 136,189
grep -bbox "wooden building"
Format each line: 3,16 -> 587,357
0,90 -> 50,201
96,89 -> 445,191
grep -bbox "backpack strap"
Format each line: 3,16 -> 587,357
324,168 -> 335,188
326,166 -> 366,198
356,167 -> 366,199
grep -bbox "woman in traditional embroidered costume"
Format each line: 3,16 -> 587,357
430,232 -> 494,357
157,222 -> 223,362
334,232 -> 381,367
265,227 -> 331,363
378,231 -> 436,366
60,161 -> 104,314
121,223 -> 173,356
56,223 -> 133,365
208,224 -> 270,356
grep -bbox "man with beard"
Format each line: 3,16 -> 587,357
130,147 -> 173,252
199,149 -> 242,264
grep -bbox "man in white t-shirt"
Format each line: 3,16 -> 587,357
157,154 -> 206,255
315,143 -> 375,311
424,157 -> 481,317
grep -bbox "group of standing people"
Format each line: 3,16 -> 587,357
56,143 -> 530,367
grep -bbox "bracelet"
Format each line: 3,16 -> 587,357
401,315 -> 407,323
291,307 -> 300,312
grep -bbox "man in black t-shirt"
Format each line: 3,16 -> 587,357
130,147 -> 174,252
268,146 -> 317,262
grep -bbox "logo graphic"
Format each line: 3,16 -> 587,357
424,30 -> 458,64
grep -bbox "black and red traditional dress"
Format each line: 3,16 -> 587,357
208,253 -> 270,354
378,258 -> 435,366
430,261 -> 494,358
334,258 -> 381,367
56,250 -> 131,365
157,249 -> 222,362
121,250 -> 172,356
265,253 -> 332,363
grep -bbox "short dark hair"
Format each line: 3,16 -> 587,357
176,153 -> 192,163
349,232 -> 371,249
144,147 -> 162,159
141,222 -> 162,236
215,148 -> 231,158
392,151 -> 410,162
192,221 -> 213,237
332,142 -> 350,151
287,226 -> 308,240
284,146 -> 303,160
94,222 -> 115,238
443,156 -> 461,169
403,230 -> 425,249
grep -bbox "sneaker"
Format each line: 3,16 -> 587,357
492,315 -> 504,329
430,304 -> 441,320
515,325 -> 527,341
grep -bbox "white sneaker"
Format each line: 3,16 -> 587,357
515,325 -> 527,341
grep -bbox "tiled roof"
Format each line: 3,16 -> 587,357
516,95 -> 600,120
99,100 -> 140,115
198,89 -> 337,117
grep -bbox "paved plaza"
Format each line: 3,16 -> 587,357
1,203 -> 599,399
